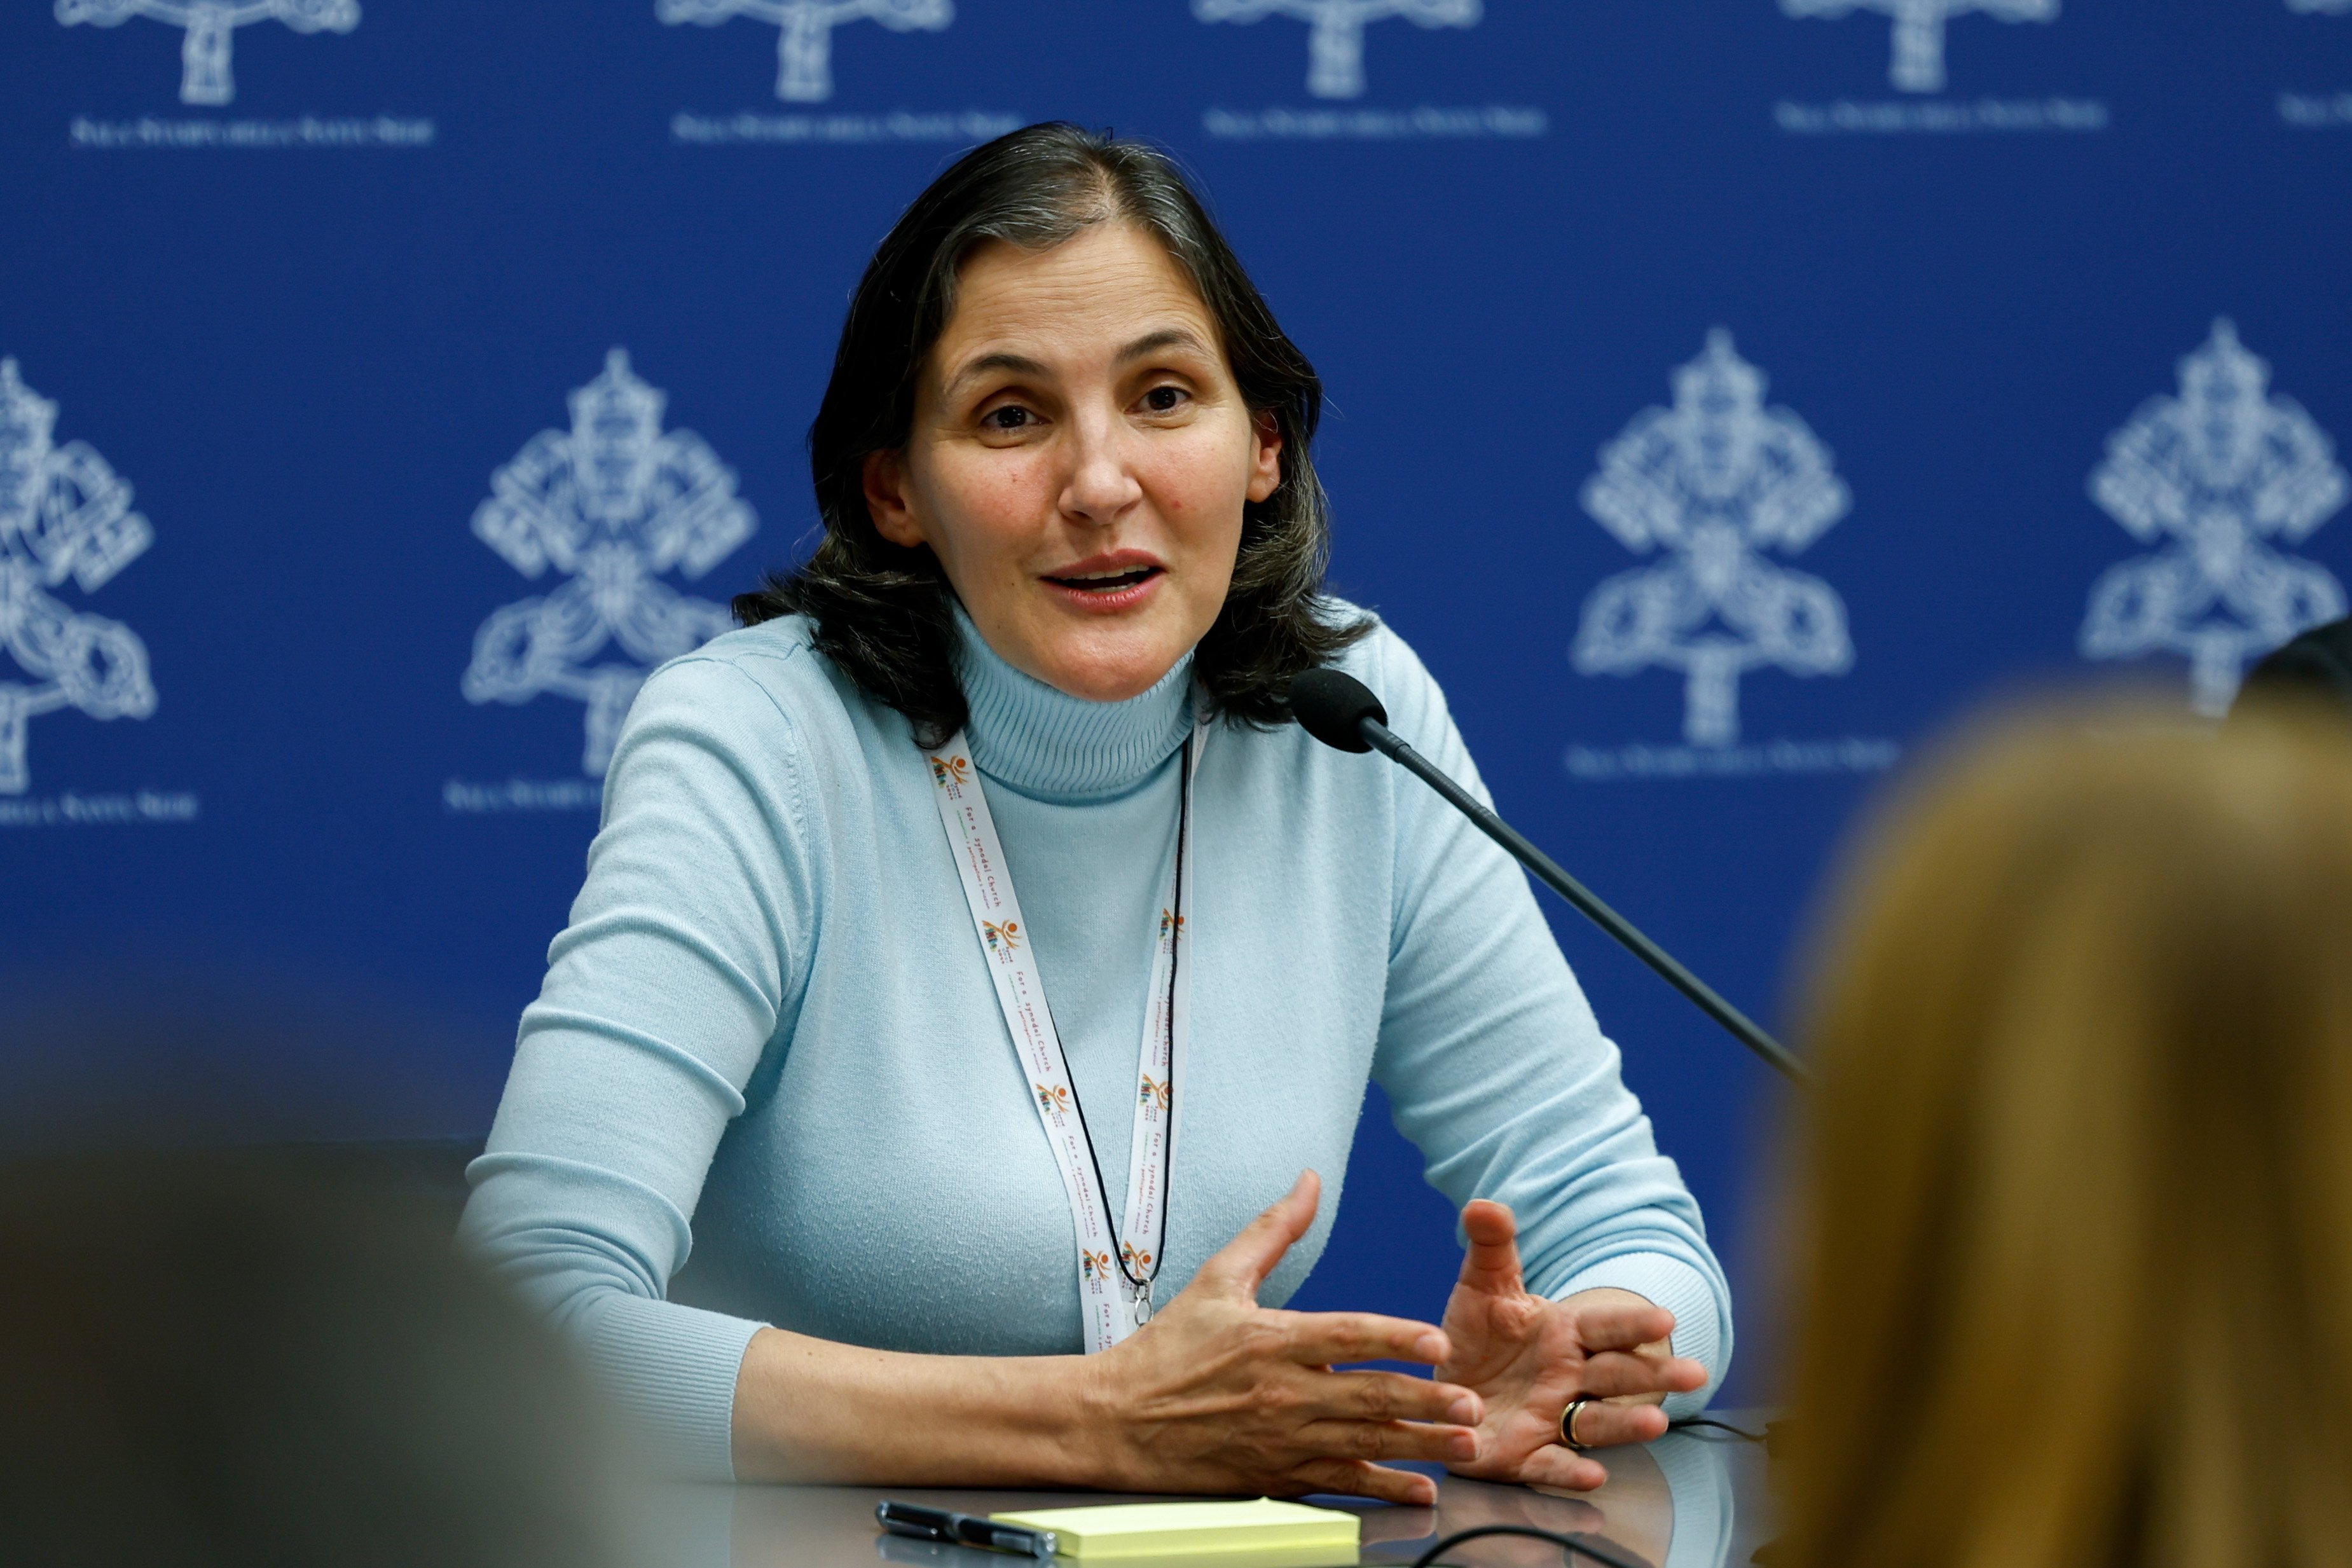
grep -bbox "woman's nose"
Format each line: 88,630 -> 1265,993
1059,413 -> 1144,525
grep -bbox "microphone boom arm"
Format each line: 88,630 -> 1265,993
1359,715 -> 1809,1085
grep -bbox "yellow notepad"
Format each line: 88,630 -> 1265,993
987,1498 -> 1361,1562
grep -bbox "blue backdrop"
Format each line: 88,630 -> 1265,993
6,0 -> 2350,1401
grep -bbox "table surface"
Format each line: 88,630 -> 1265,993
635,1415 -> 1773,1568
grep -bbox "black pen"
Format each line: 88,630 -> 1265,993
876,1500 -> 1059,1559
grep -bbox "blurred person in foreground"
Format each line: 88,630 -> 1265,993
0,1148 -> 631,1568
1772,696 -> 2352,1568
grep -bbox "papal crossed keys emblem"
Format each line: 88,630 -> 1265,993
1192,0 -> 1480,100
1778,0 -> 2058,95
55,0 -> 360,107
1572,331 -> 1853,749
2080,320 -> 2348,717
0,359 -> 158,796
656,0 -> 951,102
462,350 -> 757,778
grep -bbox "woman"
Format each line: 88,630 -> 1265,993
1773,699 -> 2352,1567
461,124 -> 1728,1499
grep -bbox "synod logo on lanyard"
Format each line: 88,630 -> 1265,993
926,727 -> 1202,1352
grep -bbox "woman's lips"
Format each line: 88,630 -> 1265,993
1042,563 -> 1166,612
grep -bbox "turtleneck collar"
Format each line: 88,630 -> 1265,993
951,600 -> 1197,804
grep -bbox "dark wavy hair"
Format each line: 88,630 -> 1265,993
733,121 -> 1368,748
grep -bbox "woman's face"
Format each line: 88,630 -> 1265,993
865,221 -> 1283,703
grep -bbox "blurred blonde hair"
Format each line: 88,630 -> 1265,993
1775,696 -> 2352,1568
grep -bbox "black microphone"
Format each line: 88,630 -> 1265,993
1289,668 -> 1806,1084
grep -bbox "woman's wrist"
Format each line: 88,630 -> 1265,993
1049,1344 -> 1134,1490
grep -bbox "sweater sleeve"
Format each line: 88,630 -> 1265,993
457,652 -> 818,1478
1364,629 -> 1732,1415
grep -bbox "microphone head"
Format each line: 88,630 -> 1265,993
1288,668 -> 1387,753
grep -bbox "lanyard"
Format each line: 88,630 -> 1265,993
925,724 -> 1203,1352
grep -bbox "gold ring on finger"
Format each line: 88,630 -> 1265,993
1560,1396 -> 1601,1452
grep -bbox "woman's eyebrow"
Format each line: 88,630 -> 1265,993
944,350 -> 1050,398
943,329 -> 1209,397
1117,327 -> 1213,365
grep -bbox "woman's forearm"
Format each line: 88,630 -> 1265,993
725,1181 -> 1482,1504
728,1325 -> 1111,1485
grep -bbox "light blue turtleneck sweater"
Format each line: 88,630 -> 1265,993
460,607 -> 1731,1480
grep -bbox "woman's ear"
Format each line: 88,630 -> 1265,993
1246,409 -> 1284,505
863,450 -> 925,549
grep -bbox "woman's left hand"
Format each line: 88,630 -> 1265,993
1433,1199 -> 1708,1491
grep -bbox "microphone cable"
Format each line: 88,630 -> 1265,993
1407,1523 -> 1648,1568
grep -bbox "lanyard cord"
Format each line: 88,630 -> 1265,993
926,722 -> 1198,1340
1057,732 -> 1188,1303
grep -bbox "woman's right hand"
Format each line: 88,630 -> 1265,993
1076,1171 -> 1484,1505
